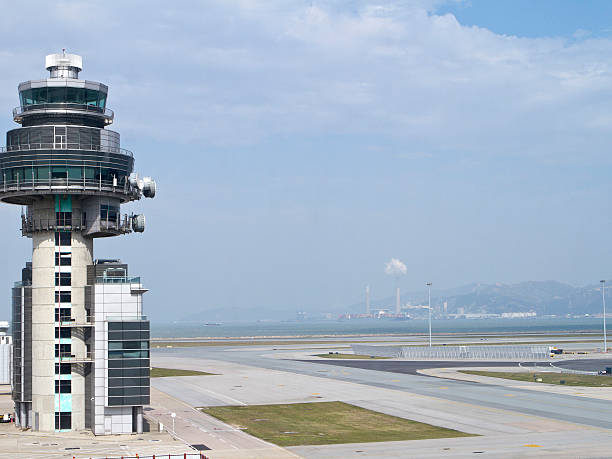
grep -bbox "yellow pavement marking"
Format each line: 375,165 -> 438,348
438,386 -> 449,390
503,394 -> 515,397
524,444 -> 542,448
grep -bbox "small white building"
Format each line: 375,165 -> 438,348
88,260 -> 149,435
0,321 -> 12,385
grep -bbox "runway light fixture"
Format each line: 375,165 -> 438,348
601,280 -> 607,353
426,282 -> 432,347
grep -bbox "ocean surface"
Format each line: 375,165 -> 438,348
151,317 -> 606,338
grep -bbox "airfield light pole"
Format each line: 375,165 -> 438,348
601,280 -> 607,353
427,282 -> 432,347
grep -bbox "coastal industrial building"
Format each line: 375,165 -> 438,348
4,52 -> 155,433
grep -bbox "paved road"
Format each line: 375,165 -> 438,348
153,346 -> 612,430
288,430 -> 612,459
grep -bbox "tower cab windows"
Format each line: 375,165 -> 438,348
19,87 -> 107,109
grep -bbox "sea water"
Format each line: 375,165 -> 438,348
151,317 -> 605,338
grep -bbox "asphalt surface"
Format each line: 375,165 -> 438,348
154,346 -> 612,430
553,358 -> 612,372
299,360 -> 525,375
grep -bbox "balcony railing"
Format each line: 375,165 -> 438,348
58,318 -> 94,327
0,143 -> 132,157
1,177 -> 138,199
58,352 -> 93,362
105,315 -> 148,321
21,212 -> 133,234
96,276 -> 141,284
13,103 -> 114,121
13,281 -> 31,288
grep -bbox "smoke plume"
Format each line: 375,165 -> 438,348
385,258 -> 407,277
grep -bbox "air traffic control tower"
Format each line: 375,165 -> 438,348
4,52 -> 156,434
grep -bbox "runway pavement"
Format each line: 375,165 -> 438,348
153,346 -> 612,429
298,359 -> 528,375
149,343 -> 612,458
553,358 -> 612,371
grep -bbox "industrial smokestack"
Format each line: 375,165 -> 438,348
396,287 -> 401,314
366,286 -> 370,314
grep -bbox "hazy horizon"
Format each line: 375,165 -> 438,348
2,1 -> 612,321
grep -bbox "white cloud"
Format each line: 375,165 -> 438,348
0,1 -> 610,157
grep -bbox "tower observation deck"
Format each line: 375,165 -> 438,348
5,52 -> 155,434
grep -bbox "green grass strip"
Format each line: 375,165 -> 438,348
150,367 -> 215,378
460,370 -> 612,387
201,401 -> 476,446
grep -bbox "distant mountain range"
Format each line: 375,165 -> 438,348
180,280 -> 608,323
352,280 -> 605,317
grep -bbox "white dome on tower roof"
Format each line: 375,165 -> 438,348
45,52 -> 82,71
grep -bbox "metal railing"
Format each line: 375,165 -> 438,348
0,143 -> 132,157
91,455 -> 208,459
13,103 -> 114,120
106,315 -> 147,321
59,318 -> 94,327
58,352 -> 93,362
1,177 -> 138,198
13,281 -> 31,288
21,212 -> 133,234
96,276 -> 141,284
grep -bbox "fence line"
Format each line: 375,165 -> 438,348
517,361 -> 598,375
352,344 -> 550,360
87,454 -> 208,459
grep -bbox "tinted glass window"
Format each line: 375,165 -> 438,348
55,412 -> 71,430
55,231 -> 71,246
54,291 -> 71,303
54,380 -> 71,393
47,87 -> 66,103
55,272 -> 71,287
31,87 -> 48,104
55,253 -> 71,267
100,204 -> 119,222
54,327 -> 70,339
66,87 -> 84,104
55,308 -> 71,322
56,212 -> 72,227
85,89 -> 98,106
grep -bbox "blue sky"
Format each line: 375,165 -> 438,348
438,0 -> 612,38
1,1 -> 612,321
